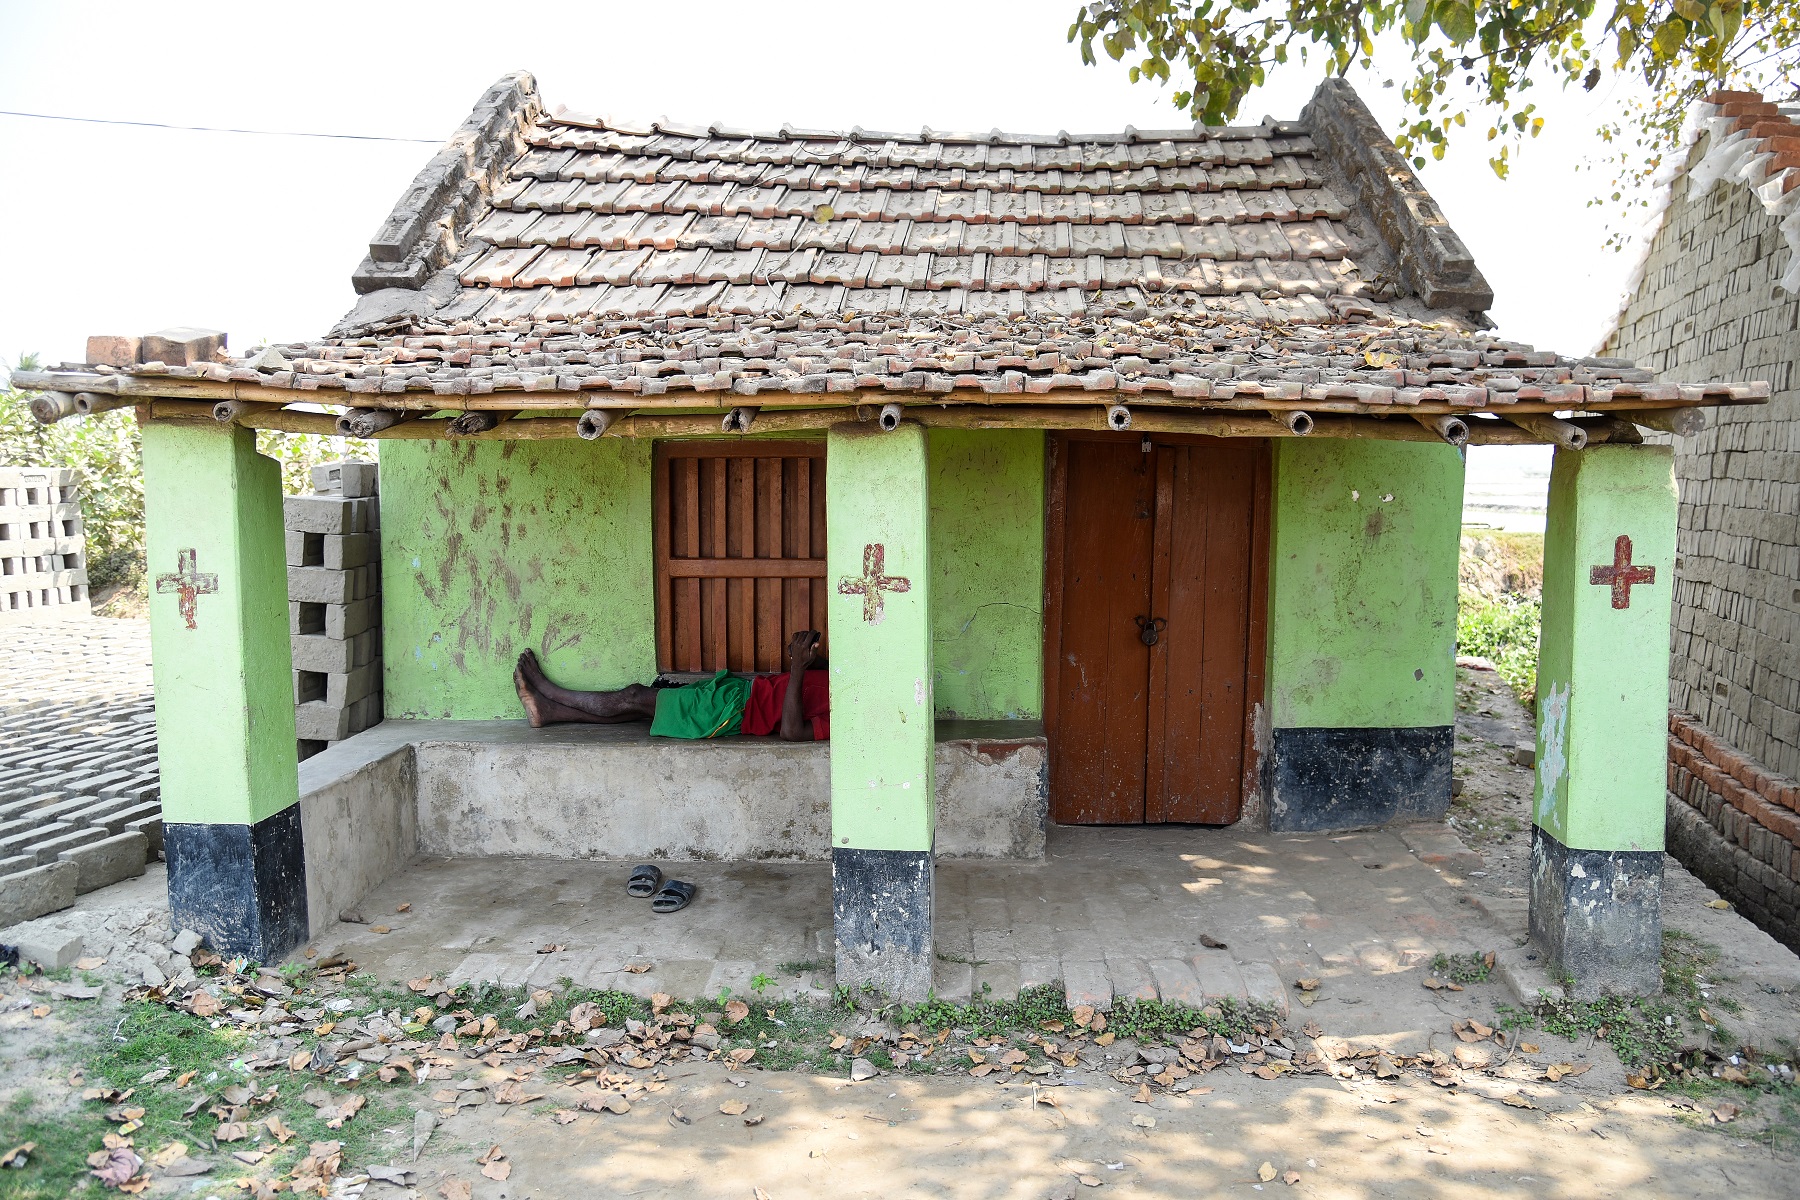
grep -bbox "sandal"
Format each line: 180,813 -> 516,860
627,865 -> 663,898
651,879 -> 697,914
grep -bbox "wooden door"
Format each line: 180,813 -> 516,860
1046,435 -> 1269,825
1046,440 -> 1157,822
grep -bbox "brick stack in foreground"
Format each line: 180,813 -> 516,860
0,466 -> 90,623
0,687 -> 159,926
1667,711 -> 1800,954
286,460 -> 383,759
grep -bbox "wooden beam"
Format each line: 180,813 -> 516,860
1504,412 -> 1587,450
1620,406 -> 1707,436
13,369 -> 1772,420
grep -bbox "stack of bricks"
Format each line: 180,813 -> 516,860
1603,88 -> 1800,783
0,695 -> 159,927
1667,712 -> 1800,954
0,466 -> 90,623
286,460 -> 383,760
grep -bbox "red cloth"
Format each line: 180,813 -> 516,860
743,670 -> 831,740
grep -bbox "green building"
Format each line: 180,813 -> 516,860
21,75 -> 1766,999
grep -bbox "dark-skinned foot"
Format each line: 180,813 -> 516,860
514,665 -> 548,728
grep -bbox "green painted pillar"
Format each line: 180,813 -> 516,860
826,422 -> 935,1000
144,422 -> 307,962
1529,443 -> 1675,997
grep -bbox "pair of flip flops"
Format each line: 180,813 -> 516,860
628,865 -> 696,913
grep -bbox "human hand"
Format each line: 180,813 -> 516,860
787,629 -> 821,671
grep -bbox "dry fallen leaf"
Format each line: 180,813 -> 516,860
1133,1084 -> 1153,1104
724,1000 -> 750,1025
1258,1162 -> 1278,1182
720,1100 -> 748,1116
0,1144 -> 35,1169
1131,1114 -> 1155,1129
651,992 -> 673,1014
74,956 -> 106,971
1095,1031 -> 1116,1047
1704,899 -> 1732,910
1079,1175 -> 1102,1188
370,925 -> 392,935
1199,934 -> 1228,949
744,1114 -> 764,1127
535,943 -> 565,954
1283,1170 -> 1301,1186
624,962 -> 652,974
1519,1042 -> 1541,1055
396,902 -> 412,912
1712,1101 -> 1743,1123
1294,978 -> 1320,992
481,1160 -> 511,1181
439,1180 -> 473,1200
1502,1094 -> 1536,1109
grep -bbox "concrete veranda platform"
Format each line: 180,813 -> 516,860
313,824 -> 1507,1039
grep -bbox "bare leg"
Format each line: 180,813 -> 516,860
515,652 -> 658,726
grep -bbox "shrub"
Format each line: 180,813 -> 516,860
1458,589 -> 1542,708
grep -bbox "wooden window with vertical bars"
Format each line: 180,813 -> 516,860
653,442 -> 828,674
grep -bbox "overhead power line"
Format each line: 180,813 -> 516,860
0,109 -> 442,143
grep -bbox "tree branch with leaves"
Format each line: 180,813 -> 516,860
1070,0 -> 1797,200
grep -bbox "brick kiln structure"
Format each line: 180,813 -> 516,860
1602,89 -> 1800,949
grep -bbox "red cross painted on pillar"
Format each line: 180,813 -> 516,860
837,542 -> 912,624
155,548 -> 219,630
1589,535 -> 1656,610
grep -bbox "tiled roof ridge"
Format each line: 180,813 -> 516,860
1597,86 -> 1800,349
351,72 -> 543,295
1301,80 -> 1493,314
541,103 -> 1302,148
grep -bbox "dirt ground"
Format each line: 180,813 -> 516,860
4,668 -> 1799,1199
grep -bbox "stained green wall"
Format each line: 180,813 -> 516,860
928,429 -> 1045,719
381,438 -> 657,719
1266,438 -> 1463,729
380,430 -> 1045,722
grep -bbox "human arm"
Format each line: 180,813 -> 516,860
779,629 -> 822,741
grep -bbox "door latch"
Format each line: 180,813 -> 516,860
1135,615 -> 1167,646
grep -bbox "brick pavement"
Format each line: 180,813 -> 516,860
323,823 -> 1511,1038
0,617 -> 160,927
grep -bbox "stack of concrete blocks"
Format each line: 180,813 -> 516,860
286,460 -> 383,760
0,718 -> 159,926
0,466 -> 90,623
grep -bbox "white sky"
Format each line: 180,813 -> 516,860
0,0 -> 1657,373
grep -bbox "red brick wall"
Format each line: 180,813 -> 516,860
1667,710 -> 1800,953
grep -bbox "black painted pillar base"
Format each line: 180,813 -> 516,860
1269,726 -> 1453,832
1528,825 -> 1662,999
832,846 -> 933,1002
165,804 -> 309,964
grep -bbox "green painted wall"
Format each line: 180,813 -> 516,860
380,438 -> 657,718
143,423 -> 298,825
1266,438 -> 1463,730
1533,445 -> 1675,852
827,424 -> 935,850
928,429 -> 1044,720
382,430 -> 1045,722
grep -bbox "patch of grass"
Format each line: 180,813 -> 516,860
895,983 -> 1267,1045
1457,588 -> 1542,709
1495,932 -> 1787,1075
1431,952 -> 1494,984
0,1090 -> 111,1200
778,959 -> 829,976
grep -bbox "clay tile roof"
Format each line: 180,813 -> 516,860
331,73 -> 1496,335
21,72 -> 1773,424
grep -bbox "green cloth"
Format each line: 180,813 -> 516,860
649,670 -> 752,739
